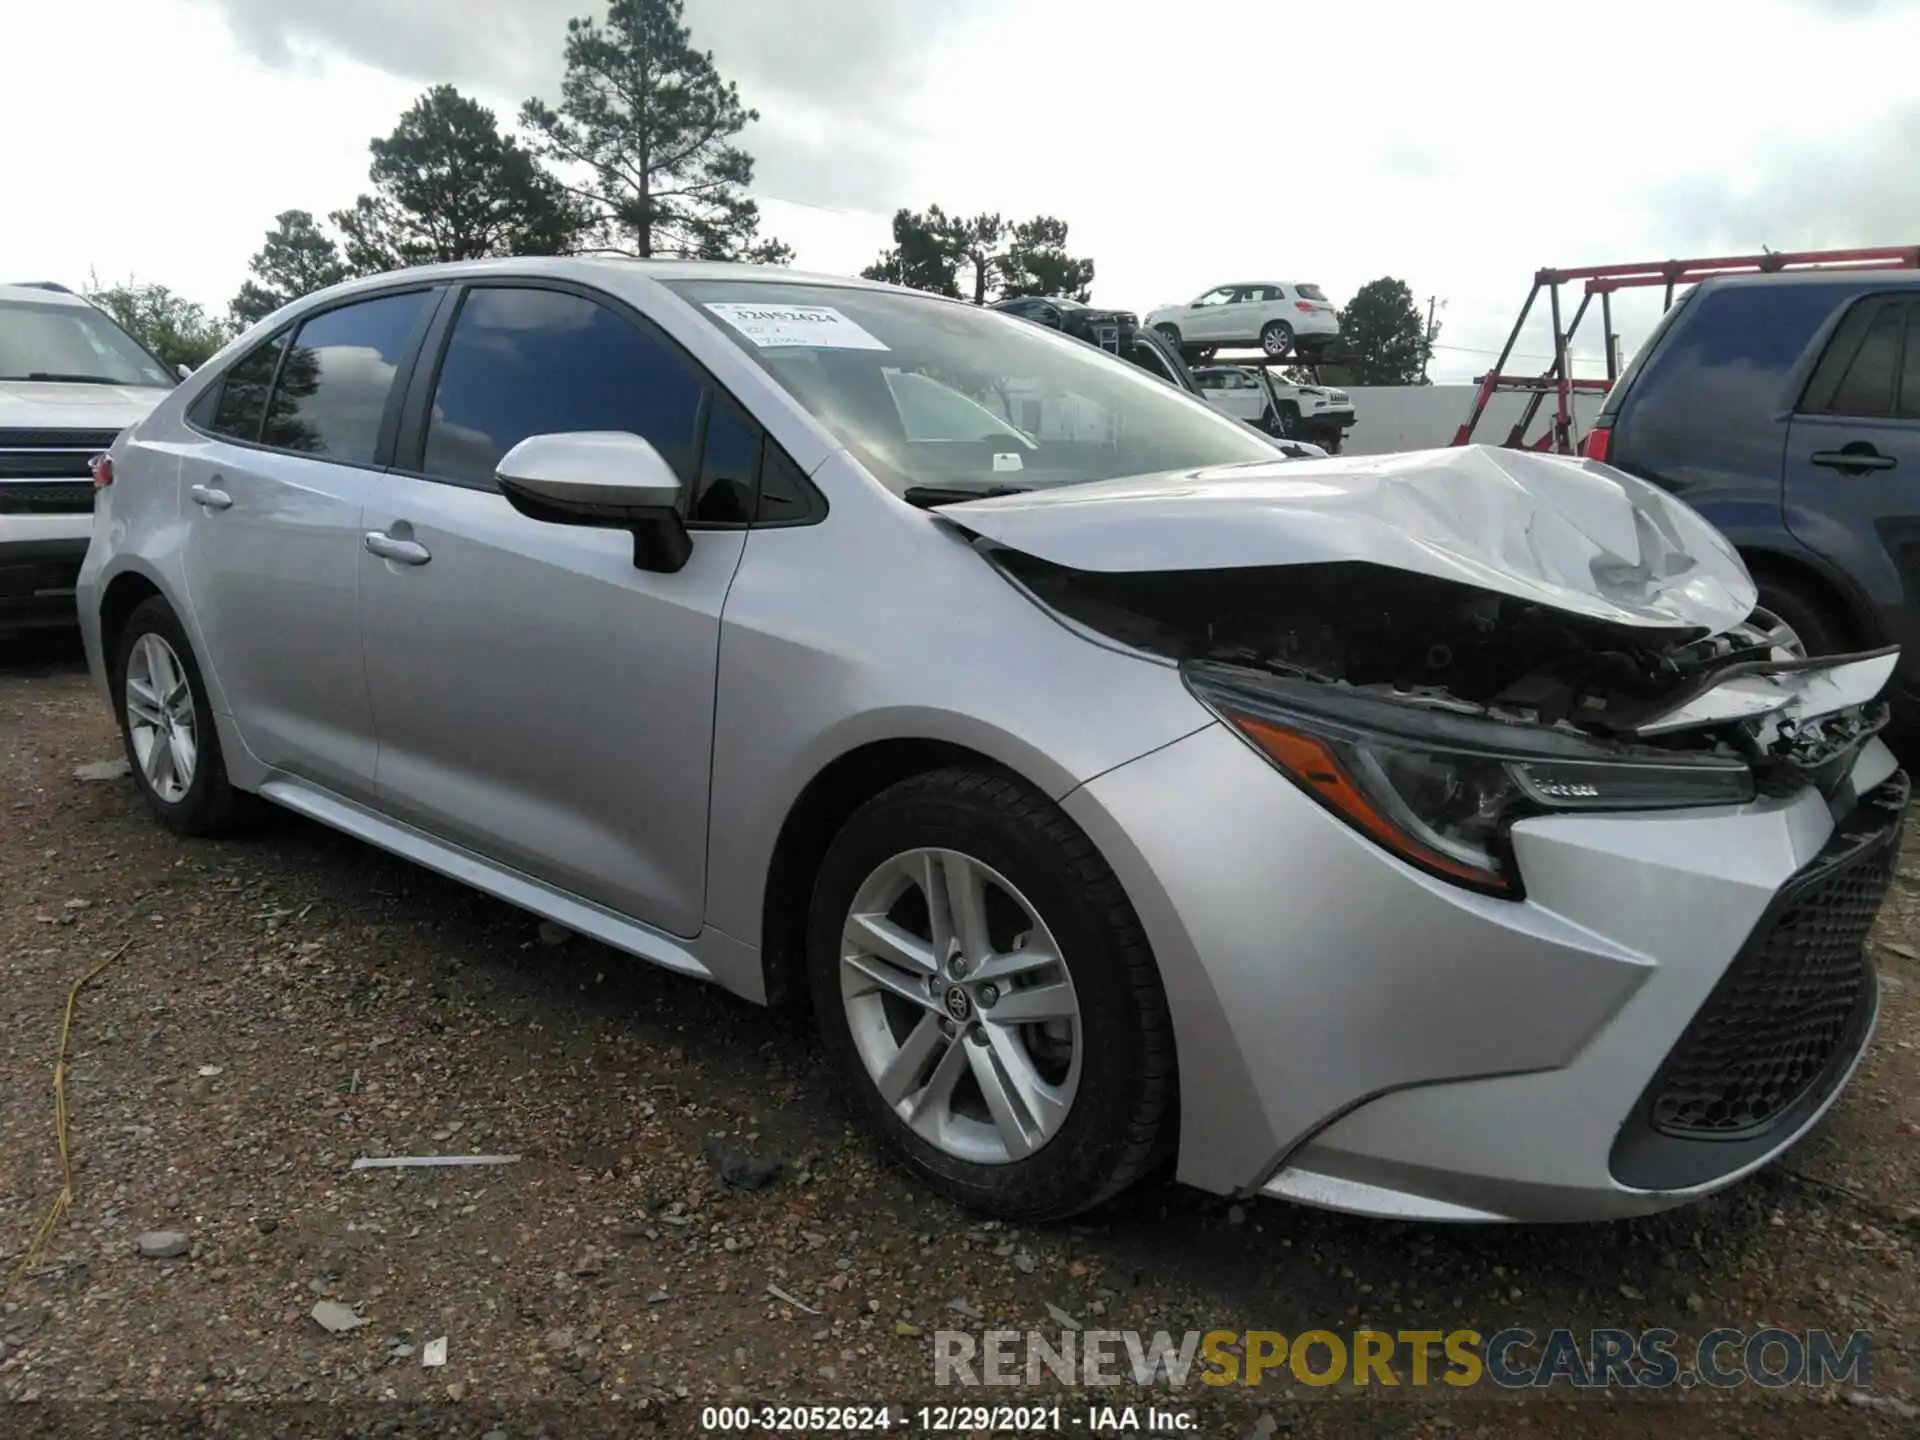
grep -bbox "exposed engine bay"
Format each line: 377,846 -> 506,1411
991,551 -> 1894,797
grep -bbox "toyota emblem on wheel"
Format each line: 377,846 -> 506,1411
943,985 -> 974,1023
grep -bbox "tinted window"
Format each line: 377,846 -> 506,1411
1296,284 -> 1328,302
422,286 -> 704,488
264,292 -> 429,461
1804,298 -> 1904,417
694,392 -> 762,524
205,333 -> 287,441
755,443 -> 819,524
1902,306 -> 1920,419
1612,281 -> 1868,487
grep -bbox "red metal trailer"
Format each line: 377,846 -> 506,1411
1452,246 -> 1920,455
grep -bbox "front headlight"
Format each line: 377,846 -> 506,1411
1184,662 -> 1755,897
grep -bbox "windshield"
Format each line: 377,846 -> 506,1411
0,300 -> 173,386
666,280 -> 1275,494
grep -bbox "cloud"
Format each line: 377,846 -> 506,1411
182,0 -> 1001,210
1637,103 -> 1920,254
1779,0 -> 1920,14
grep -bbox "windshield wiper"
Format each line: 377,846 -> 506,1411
4,372 -> 134,385
902,483 -> 1032,510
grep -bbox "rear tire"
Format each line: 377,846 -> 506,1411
1260,321 -> 1296,357
111,596 -> 260,836
806,767 -> 1176,1222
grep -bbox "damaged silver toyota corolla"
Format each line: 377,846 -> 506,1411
80,262 -> 1904,1224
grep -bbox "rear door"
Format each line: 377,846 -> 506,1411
178,287 -> 438,797
358,281 -> 755,938
1784,294 -> 1920,657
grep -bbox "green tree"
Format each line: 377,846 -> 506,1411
996,216 -> 1095,302
860,205 -> 968,297
863,206 -> 1096,304
230,210 -> 350,328
1324,276 -> 1433,385
332,86 -> 582,275
520,0 -> 791,263
85,275 -> 231,371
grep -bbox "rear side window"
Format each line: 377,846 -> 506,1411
1904,308 -> 1920,418
1295,284 -> 1328,302
264,291 -> 431,462
421,286 -> 704,488
1609,282 -> 1859,437
202,332 -> 287,441
1799,296 -> 1914,418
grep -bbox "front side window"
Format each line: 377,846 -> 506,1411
1194,287 -> 1234,307
422,286 -> 704,488
0,298 -> 173,387
263,291 -> 430,462
667,279 -> 1276,497
1800,296 -> 1908,419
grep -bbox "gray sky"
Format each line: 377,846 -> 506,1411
7,0 -> 1920,381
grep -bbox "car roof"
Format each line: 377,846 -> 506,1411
0,282 -> 90,306
1699,268 -> 1920,292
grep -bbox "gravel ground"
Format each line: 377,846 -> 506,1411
3,633 -> 1918,1439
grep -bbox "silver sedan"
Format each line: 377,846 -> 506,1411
78,259 -> 1904,1222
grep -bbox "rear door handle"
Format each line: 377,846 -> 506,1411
189,484 -> 233,510
1811,447 -> 1896,473
364,531 -> 432,566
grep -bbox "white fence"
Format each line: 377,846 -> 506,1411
1339,385 -> 1606,457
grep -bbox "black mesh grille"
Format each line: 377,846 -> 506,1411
0,481 -> 94,514
1647,835 -> 1895,1140
0,428 -> 122,450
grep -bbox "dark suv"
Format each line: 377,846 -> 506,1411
1588,271 -> 1920,717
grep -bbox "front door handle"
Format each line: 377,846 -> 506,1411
1811,445 -> 1896,473
189,484 -> 232,510
364,531 -> 432,566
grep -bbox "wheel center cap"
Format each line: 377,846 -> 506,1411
942,985 -> 974,1024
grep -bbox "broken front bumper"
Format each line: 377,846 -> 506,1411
1062,720 -> 1903,1222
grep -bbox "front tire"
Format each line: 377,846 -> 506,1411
111,596 -> 258,836
1748,572 -> 1848,658
806,768 -> 1176,1221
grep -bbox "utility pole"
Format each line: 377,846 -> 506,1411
1419,296 -> 1445,384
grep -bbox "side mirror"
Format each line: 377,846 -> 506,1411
176,362 -> 193,380
495,431 -> 692,574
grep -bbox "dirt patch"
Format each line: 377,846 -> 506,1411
2,634 -> 1915,1436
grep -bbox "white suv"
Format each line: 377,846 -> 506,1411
1191,364 -> 1354,449
1146,282 -> 1340,358
1,283 -> 176,636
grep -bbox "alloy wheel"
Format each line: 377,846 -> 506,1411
1262,323 -> 1294,356
1745,605 -> 1810,660
839,847 -> 1082,1165
125,632 -> 198,804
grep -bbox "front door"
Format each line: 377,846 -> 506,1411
1783,293 -> 1920,668
179,289 -> 436,798
359,283 -> 750,938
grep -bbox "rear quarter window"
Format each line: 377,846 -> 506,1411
1607,281 -> 1871,490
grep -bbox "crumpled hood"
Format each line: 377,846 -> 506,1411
936,444 -> 1757,633
0,381 -> 169,431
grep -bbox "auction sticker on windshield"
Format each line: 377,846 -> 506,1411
704,303 -> 890,350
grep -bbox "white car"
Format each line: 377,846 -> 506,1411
1146,282 -> 1340,358
1192,365 -> 1354,447
1,282 -> 177,635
